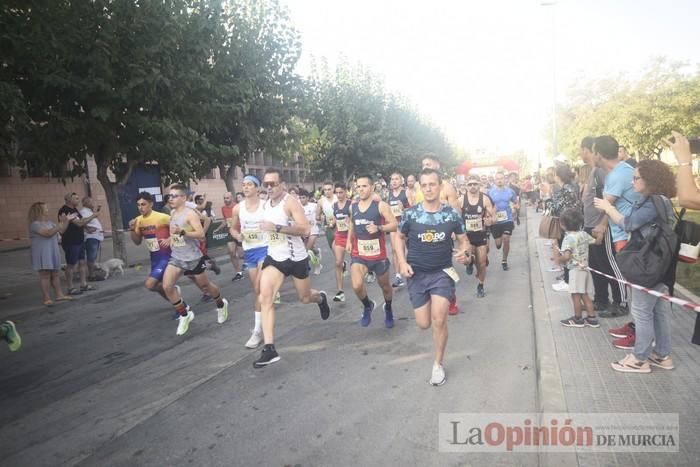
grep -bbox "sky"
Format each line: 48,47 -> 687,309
282,0 -> 700,160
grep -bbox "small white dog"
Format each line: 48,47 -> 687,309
98,258 -> 125,279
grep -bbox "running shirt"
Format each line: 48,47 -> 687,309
488,186 -> 517,223
221,203 -> 238,230
350,200 -> 387,261
303,202 -> 322,236
239,199 -> 266,251
319,196 -> 337,227
509,183 -> 521,198
333,200 -> 351,236
462,192 -> 487,233
134,211 -> 172,262
399,203 -> 465,272
263,194 -> 307,262
388,188 -> 410,219
169,208 -> 203,261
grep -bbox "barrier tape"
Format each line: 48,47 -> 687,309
584,265 -> 700,313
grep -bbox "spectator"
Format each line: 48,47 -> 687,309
618,145 -> 637,168
28,202 -> 75,305
595,160 -> 677,373
58,193 -> 98,295
551,164 -> 581,292
80,197 -> 104,281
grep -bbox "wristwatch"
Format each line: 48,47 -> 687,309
275,224 -> 283,233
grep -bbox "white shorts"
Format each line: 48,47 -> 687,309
568,268 -> 593,295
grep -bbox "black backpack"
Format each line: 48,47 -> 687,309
616,196 -> 678,289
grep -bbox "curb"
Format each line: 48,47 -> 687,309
526,210 -> 579,467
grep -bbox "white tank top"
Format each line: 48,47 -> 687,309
239,199 -> 266,251
263,194 -> 308,262
319,196 -> 336,224
303,202 -> 322,236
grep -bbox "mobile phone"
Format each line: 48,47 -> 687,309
670,136 -> 700,155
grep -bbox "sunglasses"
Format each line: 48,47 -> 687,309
467,183 -> 479,186
262,181 -> 280,188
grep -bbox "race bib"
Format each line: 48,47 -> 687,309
145,238 -> 160,252
243,228 -> 263,245
268,231 -> 286,246
443,266 -> 460,283
336,217 -> 348,232
390,203 -> 403,217
465,218 -> 483,232
226,217 -> 234,228
170,234 -> 186,248
357,238 -> 380,257
496,210 -> 508,222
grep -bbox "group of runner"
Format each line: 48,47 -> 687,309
124,156 -> 522,386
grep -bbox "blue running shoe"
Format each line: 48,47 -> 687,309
360,300 -> 376,327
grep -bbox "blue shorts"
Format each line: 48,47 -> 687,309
62,243 -> 86,266
244,246 -> 268,269
350,256 -> 390,276
407,269 -> 456,309
149,257 -> 170,282
84,238 -> 101,263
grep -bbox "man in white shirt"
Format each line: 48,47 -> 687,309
80,197 -> 104,281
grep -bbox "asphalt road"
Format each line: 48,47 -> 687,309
0,218 -> 538,467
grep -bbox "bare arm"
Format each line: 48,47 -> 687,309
453,233 -> 472,265
180,210 -> 205,240
445,184 -> 460,211
392,230 -> 413,277
129,218 -> 142,245
228,204 -> 243,242
259,196 -> 309,237
666,131 -> 700,209
377,201 -> 398,233
345,209 -> 353,253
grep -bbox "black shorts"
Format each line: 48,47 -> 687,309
262,256 -> 310,279
467,232 -> 488,247
490,221 -> 514,239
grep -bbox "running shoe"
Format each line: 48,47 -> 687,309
551,281 -> 569,292
333,291 -> 345,302
232,271 -> 244,282
584,317 -> 600,328
318,291 -> 331,320
430,363 -> 446,386
476,283 -> 485,298
448,299 -> 459,315
176,309 -> 195,336
207,258 -> 221,275
1,321 -> 22,352
342,260 -> 348,277
313,263 -> 323,275
560,316 -> 585,327
254,344 -> 280,368
647,353 -> 674,370
612,334 -> 635,350
501,260 -> 509,271
383,303 -> 394,329
308,249 -> 319,266
466,259 -> 474,276
200,293 -> 212,303
217,298 -> 229,324
611,354 -> 650,374
80,284 -> 96,292
274,292 -> 281,305
360,300 -> 376,327
365,272 -> 376,283
392,276 -> 405,288
609,322 -> 635,338
245,329 -> 263,349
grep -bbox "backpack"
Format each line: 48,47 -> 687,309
616,195 -> 678,289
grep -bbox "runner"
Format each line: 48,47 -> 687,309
214,192 -> 244,282
228,174 -> 268,348
1,321 -> 21,352
254,169 -> 331,368
299,189 -> 323,275
316,182 -> 337,252
161,184 -> 229,336
346,175 -> 398,328
330,183 -> 351,302
405,174 -> 417,205
461,174 -> 495,297
488,171 -> 519,271
387,171 -> 411,288
414,154 -> 462,315
129,192 -> 177,302
393,168 -> 472,386
508,172 -> 522,226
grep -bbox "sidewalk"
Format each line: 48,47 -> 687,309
528,207 -> 700,466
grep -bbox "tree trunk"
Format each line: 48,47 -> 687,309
96,163 -> 128,263
219,163 -> 235,192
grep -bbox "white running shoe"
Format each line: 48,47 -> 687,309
274,292 -> 281,304
365,272 -> 376,283
176,309 -> 195,336
551,281 -> 569,292
245,328 -> 263,349
217,298 -> 229,324
313,263 -> 323,275
430,363 -> 446,386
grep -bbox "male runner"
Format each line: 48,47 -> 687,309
299,189 -> 323,275
488,171 -> 519,271
316,182 -> 337,251
254,169 -> 331,368
414,154 -> 462,315
508,172 -> 522,226
346,175 -> 398,328
405,174 -> 417,205
215,192 -> 244,281
461,175 -> 495,297
330,183 -> 351,302
129,192 -> 176,302
387,171 -> 411,288
228,174 -> 268,348
1,321 -> 21,352
393,168 -> 471,386
162,184 -> 229,336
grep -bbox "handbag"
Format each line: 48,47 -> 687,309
675,208 -> 700,264
538,214 -> 562,240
